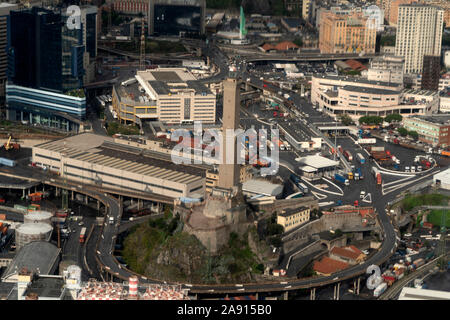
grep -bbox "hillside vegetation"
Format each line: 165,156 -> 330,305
122,215 -> 269,284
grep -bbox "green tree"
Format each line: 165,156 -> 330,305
380,35 -> 396,46
338,113 -> 353,126
359,116 -> 383,125
384,113 -> 402,123
397,127 -> 408,136
408,130 -> 419,140
293,37 -> 303,47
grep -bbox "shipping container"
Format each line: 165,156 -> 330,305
334,174 -> 349,185
373,283 -> 387,297
0,157 -> 16,167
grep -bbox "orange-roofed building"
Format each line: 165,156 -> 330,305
344,59 -> 368,72
329,245 -> 366,265
259,43 -> 276,53
274,41 -> 299,52
313,256 -> 349,276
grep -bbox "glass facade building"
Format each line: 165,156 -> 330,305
8,7 -> 63,91
6,84 -> 86,132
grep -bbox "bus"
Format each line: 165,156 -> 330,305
79,227 -> 87,243
298,182 -> 309,194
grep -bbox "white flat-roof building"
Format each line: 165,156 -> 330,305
32,133 -> 206,198
242,179 -> 284,197
311,75 -> 439,120
112,68 -> 216,125
433,167 -> 450,190
398,287 -> 450,300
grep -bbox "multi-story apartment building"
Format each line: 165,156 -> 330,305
426,0 -> 450,27
440,89 -> 450,113
311,75 -> 439,119
403,115 -> 450,147
388,0 -> 414,26
0,3 -> 18,116
367,55 -> 405,84
421,55 -> 441,91
277,206 -> 311,232
444,51 -> 450,69
395,3 -> 444,75
319,10 -> 376,54
112,68 -> 216,125
112,0 -> 149,15
439,73 -> 450,92
285,0 -> 303,12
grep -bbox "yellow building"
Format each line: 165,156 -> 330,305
277,206 -> 311,232
319,11 -> 376,54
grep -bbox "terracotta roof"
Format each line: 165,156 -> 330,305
261,43 -> 276,51
313,256 -> 349,275
330,246 -> 364,261
345,59 -> 367,71
275,41 -> 299,51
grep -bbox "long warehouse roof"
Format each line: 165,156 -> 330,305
34,133 -> 206,184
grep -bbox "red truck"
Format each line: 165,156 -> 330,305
420,159 -> 431,168
273,111 -> 278,117
344,150 -> 353,161
79,227 -> 87,243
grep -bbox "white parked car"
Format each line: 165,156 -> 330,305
360,191 -> 366,198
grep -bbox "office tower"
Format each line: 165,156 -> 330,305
8,7 -> 63,91
395,3 -> 444,75
8,6 -> 86,92
218,78 -> 241,190
0,3 -> 18,116
421,55 -> 441,91
148,0 -> 205,36
319,10 -> 376,54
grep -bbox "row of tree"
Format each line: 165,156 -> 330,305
337,113 -> 403,126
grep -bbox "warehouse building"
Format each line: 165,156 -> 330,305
112,68 -> 216,125
32,133 -> 206,198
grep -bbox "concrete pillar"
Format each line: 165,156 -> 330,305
138,199 -> 142,210
22,189 -> 25,198
56,187 -> 59,197
97,200 -> 100,211
255,292 -> 259,300
283,291 -> 288,300
27,188 -> 30,196
357,278 -> 361,295
131,198 -> 134,205
34,186 -> 37,193
71,191 -> 74,201
333,285 -> 336,300
336,282 -> 340,300
310,288 -> 315,300
85,195 -> 88,205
